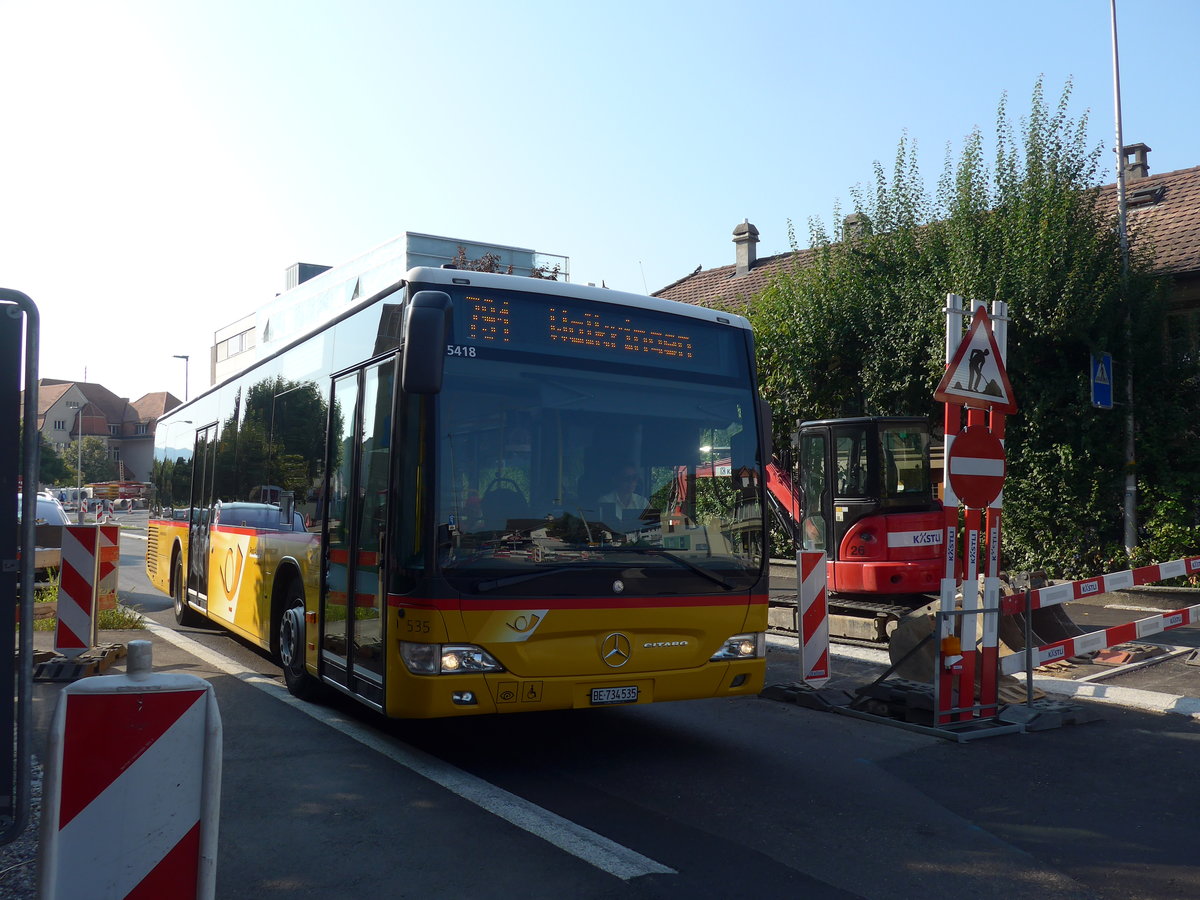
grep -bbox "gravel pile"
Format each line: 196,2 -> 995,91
0,758 -> 40,899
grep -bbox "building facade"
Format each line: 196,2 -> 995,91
25,380 -> 181,483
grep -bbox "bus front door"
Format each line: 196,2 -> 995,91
321,359 -> 395,705
186,423 -> 218,610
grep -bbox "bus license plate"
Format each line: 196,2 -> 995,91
591,686 -> 638,705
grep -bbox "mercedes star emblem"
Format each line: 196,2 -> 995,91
601,632 -> 632,668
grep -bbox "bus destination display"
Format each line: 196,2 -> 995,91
462,292 -> 730,373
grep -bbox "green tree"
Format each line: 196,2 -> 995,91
17,421 -> 72,486
37,434 -> 72,485
65,436 -> 119,484
748,79 -> 1198,577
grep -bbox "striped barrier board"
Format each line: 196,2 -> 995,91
39,642 -> 221,899
1001,603 -> 1200,675
798,550 -> 830,688
97,524 -> 120,611
999,556 -> 1200,616
55,525 -> 114,658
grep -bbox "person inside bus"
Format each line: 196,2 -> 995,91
598,465 -> 649,524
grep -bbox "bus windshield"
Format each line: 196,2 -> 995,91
436,345 -> 763,596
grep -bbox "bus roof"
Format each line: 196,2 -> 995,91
161,267 -> 751,425
405,267 -> 752,331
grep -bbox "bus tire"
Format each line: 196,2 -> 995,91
279,581 -> 321,701
173,553 -> 205,627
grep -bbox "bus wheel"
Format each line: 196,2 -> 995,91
173,555 -> 204,627
279,584 -> 320,700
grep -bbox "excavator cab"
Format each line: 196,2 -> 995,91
796,417 -> 943,596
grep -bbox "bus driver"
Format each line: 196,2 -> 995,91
598,465 -> 649,524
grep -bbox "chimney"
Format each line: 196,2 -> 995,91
1122,143 -> 1151,181
842,213 -> 866,240
732,220 -> 759,276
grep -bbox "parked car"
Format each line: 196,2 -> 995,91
17,495 -> 70,577
18,495 -> 71,527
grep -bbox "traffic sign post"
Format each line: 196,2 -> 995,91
1091,352 -> 1114,409
934,298 -> 1016,730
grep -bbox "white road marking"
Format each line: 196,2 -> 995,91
138,618 -> 676,881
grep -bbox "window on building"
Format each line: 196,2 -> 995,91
108,425 -> 119,436
216,328 -> 255,363
136,423 -> 148,435
53,419 -> 66,430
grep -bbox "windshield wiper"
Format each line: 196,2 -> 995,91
473,566 -> 581,593
601,546 -> 736,591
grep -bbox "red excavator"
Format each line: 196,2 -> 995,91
767,417 -> 943,643
766,416 -> 1081,648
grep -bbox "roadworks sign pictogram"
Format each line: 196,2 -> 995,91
934,307 -> 1017,413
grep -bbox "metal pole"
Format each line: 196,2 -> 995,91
1,288 -> 38,842
1111,0 -> 1137,554
174,354 -> 190,402
1024,589 -> 1035,708
68,401 -> 84,525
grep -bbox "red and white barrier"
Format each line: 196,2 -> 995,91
56,525 -> 118,657
999,556 -> 1200,615
798,550 -> 830,688
97,525 -> 120,611
1001,602 -> 1200,675
39,641 -> 222,899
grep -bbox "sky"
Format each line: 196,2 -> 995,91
2,0 -> 1197,405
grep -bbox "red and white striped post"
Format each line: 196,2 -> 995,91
39,641 -> 221,899
55,524 -> 117,658
936,294 -> 966,725
798,550 -> 830,688
978,300 -> 1010,715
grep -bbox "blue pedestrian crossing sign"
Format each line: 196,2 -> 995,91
1091,353 -> 1113,409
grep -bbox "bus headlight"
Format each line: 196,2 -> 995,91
440,645 -> 504,673
400,641 -> 505,675
710,632 -> 766,661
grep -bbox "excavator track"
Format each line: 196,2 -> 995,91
769,592 -> 928,645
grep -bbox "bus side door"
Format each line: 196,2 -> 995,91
186,422 -> 218,609
320,357 -> 395,705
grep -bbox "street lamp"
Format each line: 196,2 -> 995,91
67,401 -> 84,524
173,354 -> 190,402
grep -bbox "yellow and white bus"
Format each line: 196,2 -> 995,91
147,267 -> 770,718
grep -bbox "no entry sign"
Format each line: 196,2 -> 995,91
947,426 -> 1006,508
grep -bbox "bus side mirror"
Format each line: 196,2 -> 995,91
756,395 -> 774,463
402,290 -> 453,394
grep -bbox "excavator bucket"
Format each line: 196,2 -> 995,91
887,612 -> 1048,702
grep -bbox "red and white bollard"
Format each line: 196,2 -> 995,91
39,640 -> 222,899
798,550 -> 831,688
55,524 -> 118,657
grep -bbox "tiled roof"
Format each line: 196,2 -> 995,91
1111,165 -> 1200,276
656,164 -> 1200,309
654,248 -> 815,311
131,391 -> 182,422
35,382 -> 72,418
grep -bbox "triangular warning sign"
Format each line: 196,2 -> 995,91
1094,359 -> 1110,385
934,307 -> 1017,413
